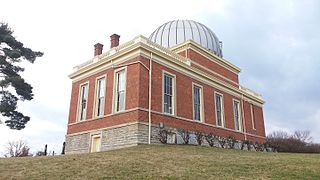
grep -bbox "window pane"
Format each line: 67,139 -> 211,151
193,86 -> 201,121
233,101 -> 240,130
215,94 -> 222,126
96,78 -> 105,116
99,78 -> 105,97
80,84 -> 88,120
163,74 -> 174,114
118,70 -> 125,91
117,92 -> 125,111
116,70 -> 125,112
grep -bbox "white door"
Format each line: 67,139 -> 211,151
91,135 -> 101,152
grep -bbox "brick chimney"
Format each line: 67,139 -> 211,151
94,43 -> 103,56
110,34 -> 120,48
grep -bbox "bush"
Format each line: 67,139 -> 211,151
195,131 -> 204,146
158,127 -> 169,144
252,142 -> 265,152
226,136 -> 236,149
267,130 -> 320,153
177,129 -> 190,144
217,136 -> 228,148
240,140 -> 249,150
4,140 -> 32,157
205,133 -> 215,147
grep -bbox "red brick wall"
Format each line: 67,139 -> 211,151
67,57 -> 142,128
178,49 -> 239,84
67,54 -> 265,142
144,60 -> 265,141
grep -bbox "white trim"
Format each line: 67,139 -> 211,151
190,60 -> 239,86
162,71 -> 177,116
89,133 -> 102,153
232,99 -> 242,132
192,83 -> 204,122
170,40 -> 241,74
67,107 -> 266,139
71,44 -> 263,105
214,91 -> 225,127
112,66 -> 127,113
76,81 -> 89,122
140,50 -> 264,105
70,50 -> 141,82
93,75 -> 107,118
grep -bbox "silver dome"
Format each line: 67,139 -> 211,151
149,20 -> 222,57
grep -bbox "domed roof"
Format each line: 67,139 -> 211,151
149,20 -> 223,57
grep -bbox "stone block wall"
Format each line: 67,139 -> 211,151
65,133 -> 90,154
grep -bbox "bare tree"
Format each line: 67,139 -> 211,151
5,140 -> 32,157
292,130 -> 312,143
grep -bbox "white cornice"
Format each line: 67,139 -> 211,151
170,40 -> 241,74
69,35 -> 264,104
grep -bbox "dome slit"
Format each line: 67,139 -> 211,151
167,20 -> 174,47
187,20 -> 194,41
193,20 -> 202,45
182,20 -> 186,43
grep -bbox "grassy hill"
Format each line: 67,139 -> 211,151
0,144 -> 319,179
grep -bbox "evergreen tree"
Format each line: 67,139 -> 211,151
0,23 -> 43,130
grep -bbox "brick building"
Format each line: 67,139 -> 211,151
65,20 -> 266,154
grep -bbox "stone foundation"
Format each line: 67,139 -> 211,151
65,122 -> 161,154
65,122 -> 233,154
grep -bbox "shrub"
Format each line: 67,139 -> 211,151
226,136 -> 236,149
217,136 -> 228,148
205,133 -> 215,147
266,130 -> 320,153
240,140 -> 250,150
195,131 -> 204,146
4,140 -> 32,157
158,127 -> 169,144
177,129 -> 190,144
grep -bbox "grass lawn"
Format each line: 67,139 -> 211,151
0,144 -> 319,179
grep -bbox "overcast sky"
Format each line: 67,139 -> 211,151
0,0 -> 319,155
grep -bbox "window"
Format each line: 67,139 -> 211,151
163,73 -> 175,114
251,104 -> 256,130
215,92 -> 224,127
78,83 -> 88,121
115,69 -> 126,112
233,100 -> 241,131
90,135 -> 101,153
193,84 -> 203,121
95,77 -> 106,117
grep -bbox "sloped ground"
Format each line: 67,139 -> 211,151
0,144 -> 319,179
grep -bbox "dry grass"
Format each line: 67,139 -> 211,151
0,144 -> 320,179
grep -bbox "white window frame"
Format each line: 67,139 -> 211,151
162,71 -> 176,115
93,75 -> 106,118
113,67 -> 127,113
214,92 -> 225,127
90,133 -> 102,153
250,104 -> 256,130
77,81 -> 89,122
233,99 -> 242,131
192,83 -> 204,122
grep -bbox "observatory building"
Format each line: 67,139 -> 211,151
65,20 -> 266,154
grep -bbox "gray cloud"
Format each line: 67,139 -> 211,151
203,0 -> 320,141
